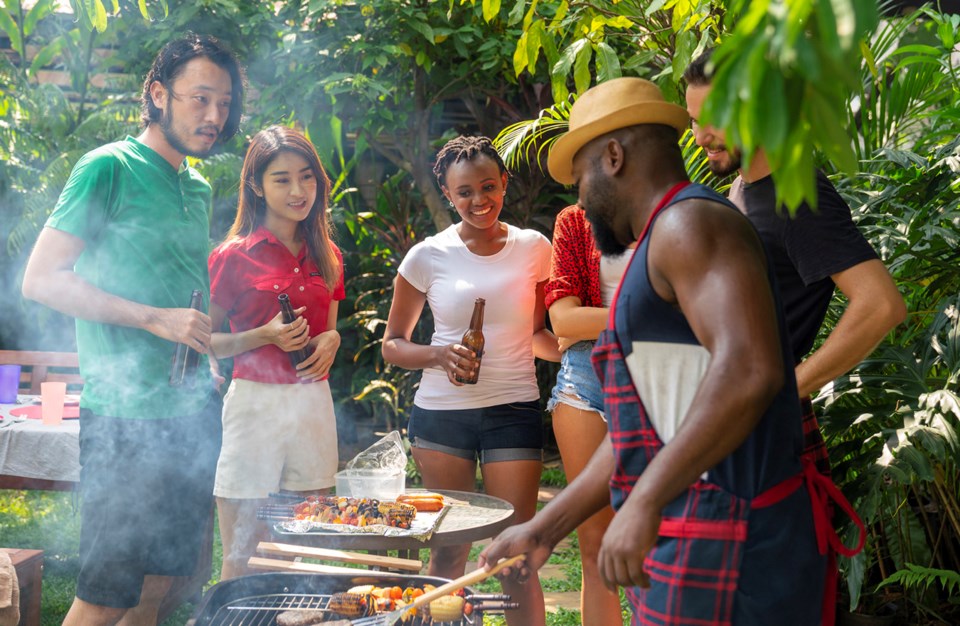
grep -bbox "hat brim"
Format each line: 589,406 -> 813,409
547,102 -> 690,185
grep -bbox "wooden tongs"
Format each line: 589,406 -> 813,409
248,541 -> 423,575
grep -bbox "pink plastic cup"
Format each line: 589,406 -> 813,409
41,381 -> 67,426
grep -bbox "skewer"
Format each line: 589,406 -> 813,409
464,594 -> 510,601
472,601 -> 520,611
269,491 -> 307,501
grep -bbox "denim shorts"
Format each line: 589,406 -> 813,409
547,340 -> 606,418
408,399 -> 543,463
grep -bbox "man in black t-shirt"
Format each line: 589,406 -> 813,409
683,50 -> 905,473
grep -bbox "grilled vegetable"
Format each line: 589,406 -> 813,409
328,591 -> 371,617
426,595 -> 466,622
377,501 -> 417,528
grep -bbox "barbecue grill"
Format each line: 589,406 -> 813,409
190,571 -> 513,625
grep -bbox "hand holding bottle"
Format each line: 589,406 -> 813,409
441,343 -> 480,386
294,329 -> 341,380
263,307 -> 310,353
147,305 -> 212,351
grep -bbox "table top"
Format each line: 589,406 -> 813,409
1,397 -> 81,486
270,489 -> 515,551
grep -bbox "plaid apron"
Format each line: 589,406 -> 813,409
594,183 -> 864,625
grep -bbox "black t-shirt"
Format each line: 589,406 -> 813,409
729,170 -> 878,364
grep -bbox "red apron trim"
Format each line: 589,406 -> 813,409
608,180 -> 692,327
659,517 -> 748,542
750,458 -> 866,626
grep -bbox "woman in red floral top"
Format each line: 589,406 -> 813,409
545,205 -> 631,626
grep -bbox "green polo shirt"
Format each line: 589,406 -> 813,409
47,136 -> 214,419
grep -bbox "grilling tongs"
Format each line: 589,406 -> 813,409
350,554 -> 525,626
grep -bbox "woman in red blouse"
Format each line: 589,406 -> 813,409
209,126 -> 345,579
545,205 -> 629,625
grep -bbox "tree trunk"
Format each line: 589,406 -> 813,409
412,64 -> 452,232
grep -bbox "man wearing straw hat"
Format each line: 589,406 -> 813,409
480,77 -> 862,624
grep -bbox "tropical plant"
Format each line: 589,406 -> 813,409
334,170 -> 436,432
820,292 -> 960,621
508,0 -> 890,212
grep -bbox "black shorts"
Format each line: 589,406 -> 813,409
407,400 -> 543,463
76,393 -> 222,608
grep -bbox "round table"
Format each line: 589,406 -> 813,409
270,489 -> 515,557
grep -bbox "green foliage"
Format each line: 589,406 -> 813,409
539,465 -> 568,488
506,0 -> 890,212
878,563 -> 960,598
822,119 -> 960,616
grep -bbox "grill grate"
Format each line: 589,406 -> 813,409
209,592 -> 334,625
206,591 -> 483,626
192,572 -> 492,626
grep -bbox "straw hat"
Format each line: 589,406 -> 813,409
547,77 -> 690,184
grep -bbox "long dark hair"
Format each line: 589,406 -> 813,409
227,126 -> 340,289
140,33 -> 246,143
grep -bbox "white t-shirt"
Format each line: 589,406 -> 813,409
398,223 -> 552,409
600,249 -> 633,307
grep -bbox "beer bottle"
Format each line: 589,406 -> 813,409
169,289 -> 204,387
456,297 -> 485,384
278,293 -> 310,369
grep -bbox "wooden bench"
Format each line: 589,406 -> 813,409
0,350 -> 83,394
1,548 -> 43,626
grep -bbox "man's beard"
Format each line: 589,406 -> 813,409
582,187 -> 629,256
708,146 -> 742,177
586,211 -> 628,256
160,107 -> 216,158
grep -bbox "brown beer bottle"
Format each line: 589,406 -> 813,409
456,297 -> 485,384
169,289 -> 204,387
278,293 -> 310,369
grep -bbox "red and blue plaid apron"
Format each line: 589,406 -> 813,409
594,182 -> 864,625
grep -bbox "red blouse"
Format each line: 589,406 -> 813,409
208,226 -> 345,384
545,205 -> 603,309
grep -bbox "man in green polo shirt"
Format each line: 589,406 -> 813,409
22,34 -> 245,626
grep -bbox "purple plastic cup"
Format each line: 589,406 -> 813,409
0,364 -> 21,404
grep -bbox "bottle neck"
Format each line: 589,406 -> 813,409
469,300 -> 485,330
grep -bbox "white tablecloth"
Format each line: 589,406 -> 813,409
0,398 -> 80,483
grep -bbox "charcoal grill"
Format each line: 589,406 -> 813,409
191,571 -> 505,625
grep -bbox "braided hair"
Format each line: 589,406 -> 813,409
433,135 -> 508,189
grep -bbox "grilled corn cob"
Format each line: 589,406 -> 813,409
328,591 -> 371,617
426,595 -> 466,622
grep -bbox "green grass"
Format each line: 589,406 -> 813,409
1,465 -> 623,624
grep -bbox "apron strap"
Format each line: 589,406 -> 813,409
751,457 -> 866,626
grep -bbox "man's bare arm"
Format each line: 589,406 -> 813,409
795,259 -> 905,397
478,434 -> 615,575
22,227 -> 212,351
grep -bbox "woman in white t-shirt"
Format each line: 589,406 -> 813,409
382,135 -> 558,626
